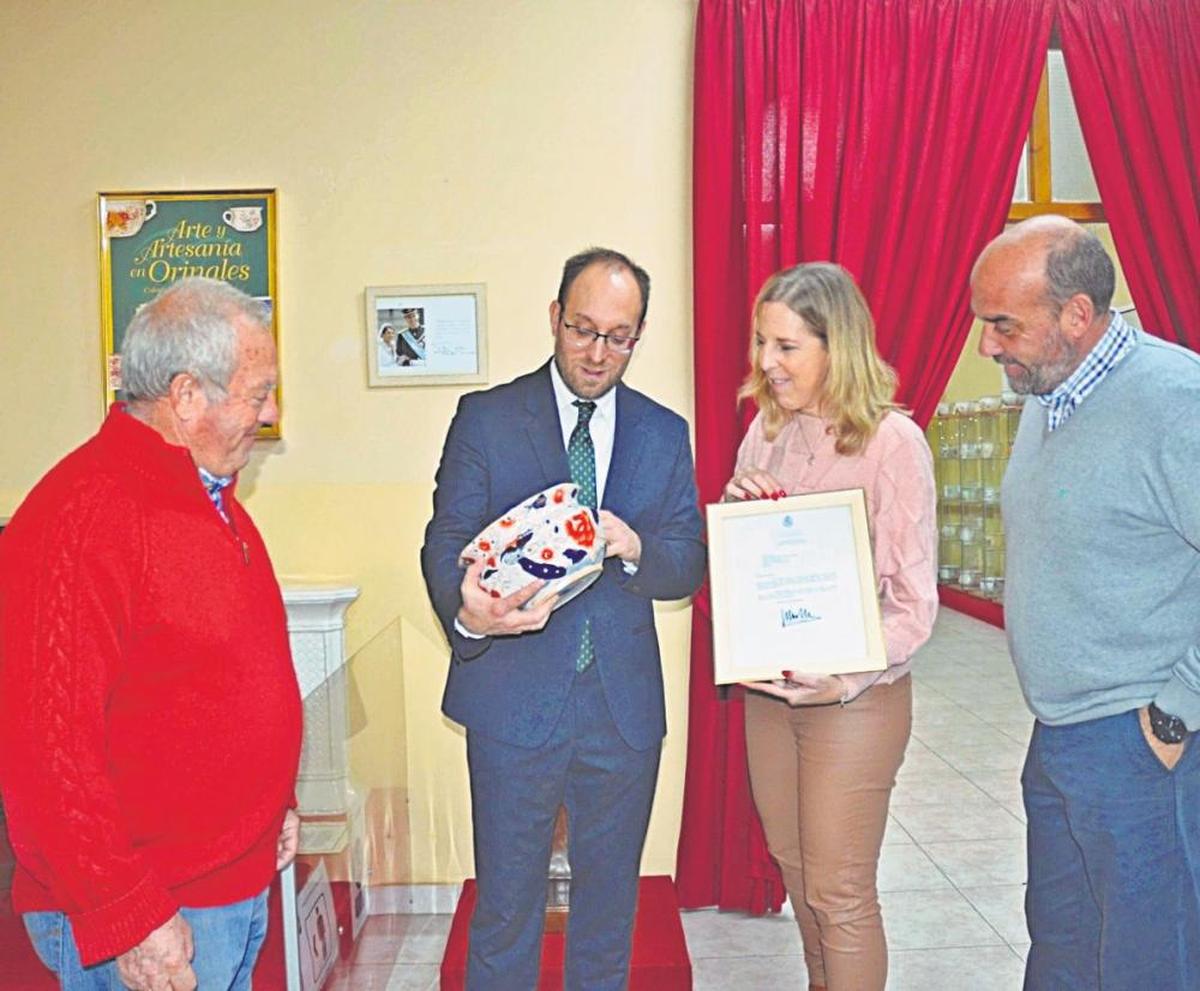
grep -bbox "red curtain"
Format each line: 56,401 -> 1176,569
678,0 -> 1053,912
1059,0 -> 1200,350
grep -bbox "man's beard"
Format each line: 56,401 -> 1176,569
996,329 -> 1079,395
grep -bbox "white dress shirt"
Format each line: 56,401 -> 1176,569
548,361 -> 636,577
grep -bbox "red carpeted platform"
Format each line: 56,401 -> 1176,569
939,585 -> 1005,629
441,875 -> 692,990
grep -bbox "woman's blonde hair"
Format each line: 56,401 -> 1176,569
738,262 -> 901,454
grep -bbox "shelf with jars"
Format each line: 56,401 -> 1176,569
927,394 -> 1024,614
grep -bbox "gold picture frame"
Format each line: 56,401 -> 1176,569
706,488 -> 886,684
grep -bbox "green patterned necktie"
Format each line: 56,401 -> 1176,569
568,400 -> 597,671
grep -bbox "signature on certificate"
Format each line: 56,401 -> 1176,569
780,605 -> 821,628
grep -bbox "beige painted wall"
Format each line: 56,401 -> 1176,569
0,0 -> 698,883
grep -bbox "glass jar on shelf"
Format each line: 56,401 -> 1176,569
959,538 -> 983,589
982,458 -> 1005,505
1001,390 -> 1024,457
938,531 -> 961,584
940,454 -> 961,502
959,509 -> 984,547
982,532 -> 1005,600
977,395 -> 1001,459
959,456 -> 982,503
934,402 -> 959,459
955,400 -> 980,459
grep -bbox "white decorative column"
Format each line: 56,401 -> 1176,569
279,584 -> 361,991
282,584 -> 360,816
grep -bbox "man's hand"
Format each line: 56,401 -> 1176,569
599,510 -> 642,564
276,808 -> 300,870
456,556 -> 557,637
116,914 -> 196,991
723,468 -> 787,503
741,672 -> 846,707
1139,706 -> 1187,770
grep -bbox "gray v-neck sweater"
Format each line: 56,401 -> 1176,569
1002,330 -> 1200,729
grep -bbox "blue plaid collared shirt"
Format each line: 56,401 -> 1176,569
1036,311 -> 1136,432
198,467 -> 233,522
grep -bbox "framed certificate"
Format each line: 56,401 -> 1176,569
707,489 -> 886,684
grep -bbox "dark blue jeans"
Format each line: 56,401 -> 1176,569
1022,710 -> 1200,990
23,888 -> 269,990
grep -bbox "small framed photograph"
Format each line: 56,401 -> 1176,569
98,188 -> 280,437
706,488 -> 886,684
365,283 -> 487,387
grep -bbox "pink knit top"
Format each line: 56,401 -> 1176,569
735,409 -> 938,701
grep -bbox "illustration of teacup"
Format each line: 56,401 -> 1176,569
223,206 -> 263,232
105,199 -> 156,238
460,483 -> 607,610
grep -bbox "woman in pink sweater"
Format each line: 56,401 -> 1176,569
724,262 -> 937,991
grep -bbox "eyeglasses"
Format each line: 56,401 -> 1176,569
560,319 -> 641,354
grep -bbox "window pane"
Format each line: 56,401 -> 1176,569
1089,223 -> 1138,324
1048,51 -> 1100,201
1012,139 -> 1030,202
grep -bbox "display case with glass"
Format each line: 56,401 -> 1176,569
928,394 -> 1023,602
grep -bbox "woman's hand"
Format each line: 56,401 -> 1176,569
741,672 -> 847,707
723,468 -> 787,503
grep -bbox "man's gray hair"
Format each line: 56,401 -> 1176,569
120,277 -> 270,401
1044,227 -> 1115,316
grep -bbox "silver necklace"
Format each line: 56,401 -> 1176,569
796,415 -> 817,466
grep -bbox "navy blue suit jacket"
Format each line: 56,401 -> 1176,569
421,363 -> 706,751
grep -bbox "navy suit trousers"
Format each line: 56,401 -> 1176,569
465,662 -> 660,991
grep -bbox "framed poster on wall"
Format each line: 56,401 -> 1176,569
98,188 -> 280,436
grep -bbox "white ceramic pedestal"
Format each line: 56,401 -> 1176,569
279,583 -> 359,991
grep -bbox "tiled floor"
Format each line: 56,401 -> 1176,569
340,608 -> 1030,989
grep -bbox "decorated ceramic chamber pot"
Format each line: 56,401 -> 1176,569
460,482 -> 606,610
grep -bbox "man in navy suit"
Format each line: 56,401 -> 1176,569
422,247 -> 706,990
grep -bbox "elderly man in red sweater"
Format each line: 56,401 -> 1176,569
0,278 -> 302,991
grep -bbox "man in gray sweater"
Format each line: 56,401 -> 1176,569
972,216 -> 1200,990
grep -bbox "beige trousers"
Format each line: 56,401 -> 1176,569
745,675 -> 912,991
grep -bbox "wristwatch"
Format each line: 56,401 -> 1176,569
1147,702 -> 1189,745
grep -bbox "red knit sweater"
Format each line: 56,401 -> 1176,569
0,408 -> 302,965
